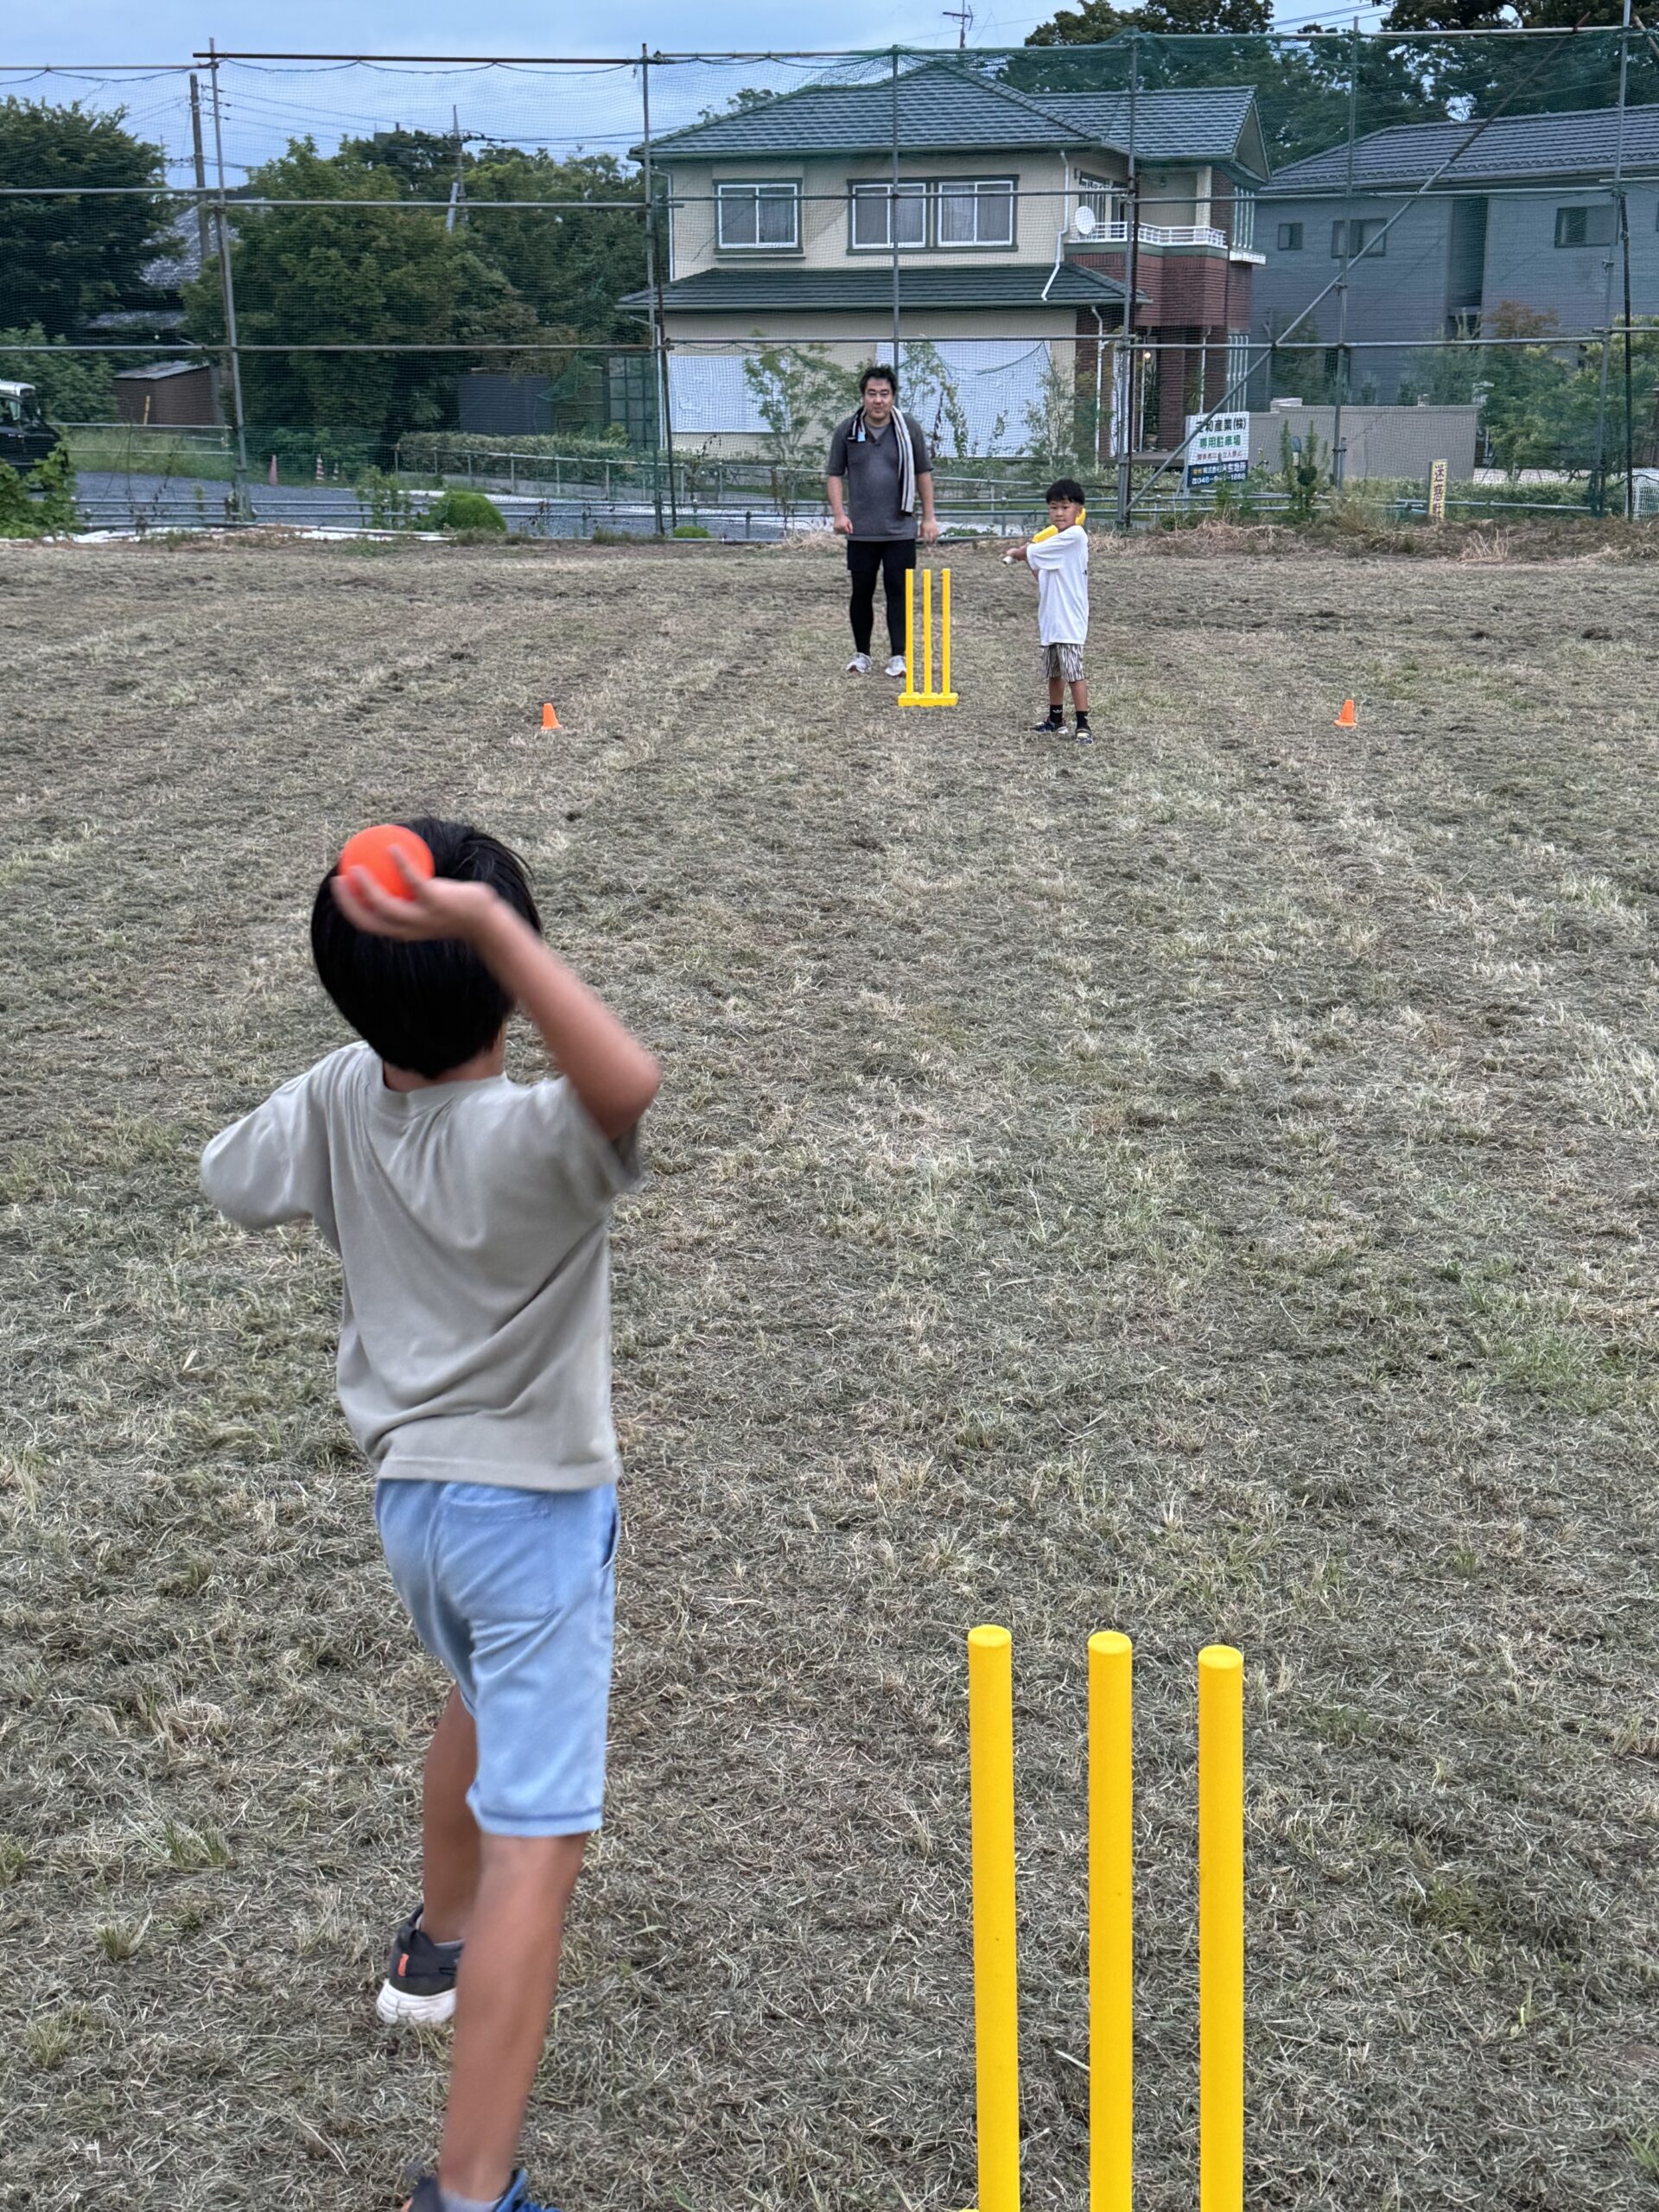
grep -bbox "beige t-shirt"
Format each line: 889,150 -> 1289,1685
200,1042 -> 640,1491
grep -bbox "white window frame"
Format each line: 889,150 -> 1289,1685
1231,188 -> 1256,252
934,175 -> 1017,250
849,181 -> 928,252
715,180 -> 800,252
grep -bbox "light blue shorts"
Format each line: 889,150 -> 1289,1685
374,1478 -> 618,1838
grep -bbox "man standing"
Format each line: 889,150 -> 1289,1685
826,364 -> 940,677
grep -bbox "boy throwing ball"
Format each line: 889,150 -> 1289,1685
200,819 -> 659,2212
1005,478 -> 1091,741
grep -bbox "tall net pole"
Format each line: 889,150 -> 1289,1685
891,48 -> 903,372
640,48 -> 677,535
1330,19 -> 1361,495
1113,34 -> 1141,531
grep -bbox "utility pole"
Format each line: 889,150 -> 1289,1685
207,42 -> 251,518
447,105 -> 466,232
1330,17 -> 1361,495
188,75 -> 212,273
1114,35 -> 1141,530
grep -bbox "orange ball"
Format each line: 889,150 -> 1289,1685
337,823 -> 435,900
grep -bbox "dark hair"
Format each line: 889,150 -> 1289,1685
859,363 -> 899,395
310,817 -> 541,1078
1046,478 -> 1087,506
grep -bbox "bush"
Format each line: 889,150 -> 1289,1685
426,488 -> 507,534
671,520 -> 712,538
0,446 -> 79,537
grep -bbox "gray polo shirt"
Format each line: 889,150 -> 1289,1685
826,411 -> 932,542
200,1042 -> 640,1491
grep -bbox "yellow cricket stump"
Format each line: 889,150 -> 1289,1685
964,1632 -> 1245,2212
1198,1645 -> 1245,2212
968,1624 -> 1020,2212
899,564 -> 958,708
1089,1632 -> 1134,2212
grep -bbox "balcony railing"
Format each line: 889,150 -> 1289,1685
1093,219 -> 1229,249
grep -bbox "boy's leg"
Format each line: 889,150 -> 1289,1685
1070,676 -> 1090,714
438,1832 -> 588,2202
847,541 -> 879,655
422,1688 -> 481,1943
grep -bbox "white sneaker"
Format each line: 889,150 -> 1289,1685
883,656 -> 907,679
846,652 -> 872,674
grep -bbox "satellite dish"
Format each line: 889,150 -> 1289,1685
1073,204 -> 1097,238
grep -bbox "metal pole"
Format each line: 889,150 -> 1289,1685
639,47 -> 673,534
1591,3 -> 1630,514
1331,18 -> 1360,494
1114,34 -> 1141,531
1619,0 -> 1636,518
891,48 -> 902,370
207,43 -> 251,517
188,75 -> 212,273
967,1626 -> 1020,2212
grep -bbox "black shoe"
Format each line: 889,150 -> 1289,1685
377,1903 -> 461,2027
1033,712 -> 1065,734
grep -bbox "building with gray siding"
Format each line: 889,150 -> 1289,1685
1254,105 -> 1659,402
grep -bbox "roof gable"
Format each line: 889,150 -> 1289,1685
648,57 -> 1264,176
1268,101 -> 1659,192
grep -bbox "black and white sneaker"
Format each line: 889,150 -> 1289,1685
1033,712 -> 1065,734
377,1904 -> 461,2026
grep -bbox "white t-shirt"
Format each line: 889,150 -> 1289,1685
200,1042 -> 640,1491
1025,524 -> 1090,645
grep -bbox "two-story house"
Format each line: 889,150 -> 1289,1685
1254,105 -> 1659,402
625,59 -> 1268,460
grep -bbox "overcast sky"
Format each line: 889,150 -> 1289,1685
10,0 -> 1386,178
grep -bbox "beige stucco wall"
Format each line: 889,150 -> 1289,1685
661,153 -> 1215,278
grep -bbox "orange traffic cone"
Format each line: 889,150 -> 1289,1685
541,702 -> 561,730
1334,697 -> 1357,728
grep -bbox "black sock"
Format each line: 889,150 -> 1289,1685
1075,710 -> 1090,729
1043,705 -> 1064,723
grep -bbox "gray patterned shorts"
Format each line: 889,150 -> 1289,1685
1043,642 -> 1085,683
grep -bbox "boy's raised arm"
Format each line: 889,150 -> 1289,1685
334,863 -> 660,1141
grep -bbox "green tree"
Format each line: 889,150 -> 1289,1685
0,324 -> 116,419
465,151 -> 646,343
181,140 -> 547,448
1380,0 -> 1656,118
0,99 -> 169,338
1013,3 -> 1441,167
741,340 -> 852,522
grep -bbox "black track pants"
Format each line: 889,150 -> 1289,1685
847,537 -> 918,657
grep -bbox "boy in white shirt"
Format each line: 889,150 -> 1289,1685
1006,477 -> 1091,742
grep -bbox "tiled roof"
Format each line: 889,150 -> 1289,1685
645,59 -> 1264,176
621,261 -> 1135,313
1268,102 -> 1659,192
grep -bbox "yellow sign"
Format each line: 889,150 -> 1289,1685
1427,457 -> 1448,521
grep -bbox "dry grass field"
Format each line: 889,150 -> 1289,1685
2,532 -> 1656,2212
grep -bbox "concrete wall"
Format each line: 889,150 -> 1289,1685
1249,403 -> 1479,480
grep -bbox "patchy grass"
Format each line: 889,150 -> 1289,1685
2,535 -> 1656,2212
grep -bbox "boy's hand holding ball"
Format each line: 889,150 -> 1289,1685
333,823 -> 497,944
